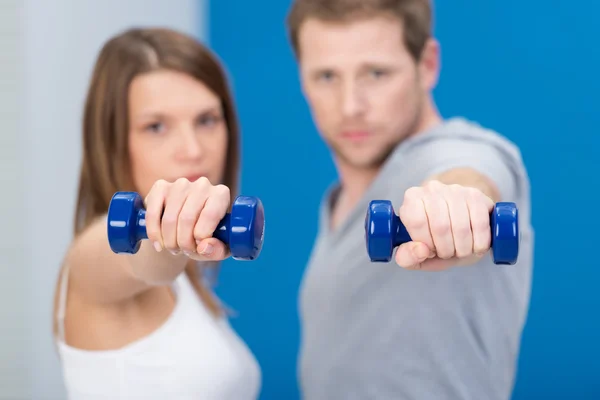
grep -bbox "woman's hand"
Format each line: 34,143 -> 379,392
144,177 -> 232,262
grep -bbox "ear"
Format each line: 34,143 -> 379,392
417,38 -> 441,91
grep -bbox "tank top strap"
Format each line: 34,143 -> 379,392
56,263 -> 71,342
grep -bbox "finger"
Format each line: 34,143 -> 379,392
161,178 -> 190,254
467,188 -> 492,255
423,185 -> 454,259
144,180 -> 169,252
422,188 -> 455,259
176,184 -> 210,255
399,187 -> 435,252
193,184 -> 231,241
445,185 -> 473,258
395,241 -> 432,269
190,237 -> 230,261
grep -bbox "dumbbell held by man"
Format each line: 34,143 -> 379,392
107,191 -> 265,260
365,200 -> 519,265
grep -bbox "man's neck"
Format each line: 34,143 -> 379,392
328,164 -> 378,231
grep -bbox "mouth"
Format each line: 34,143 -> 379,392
340,130 -> 371,142
180,174 -> 206,182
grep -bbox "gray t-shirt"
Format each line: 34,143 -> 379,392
298,117 -> 534,400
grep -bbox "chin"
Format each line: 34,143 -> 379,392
336,145 -> 394,169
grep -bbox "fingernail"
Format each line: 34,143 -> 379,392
169,249 -> 180,255
199,244 -> 214,255
153,242 -> 162,252
183,251 -> 192,257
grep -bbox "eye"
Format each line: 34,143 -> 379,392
316,70 -> 336,83
145,122 -> 164,133
369,68 -> 388,79
196,113 -> 223,129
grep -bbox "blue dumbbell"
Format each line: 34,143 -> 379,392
107,191 -> 265,260
365,200 -> 519,265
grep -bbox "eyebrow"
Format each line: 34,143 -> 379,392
308,60 -> 400,74
136,104 -> 222,120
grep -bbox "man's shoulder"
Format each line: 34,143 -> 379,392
414,117 -> 518,149
379,116 -> 531,206
387,116 -> 528,176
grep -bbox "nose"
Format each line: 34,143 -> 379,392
178,127 -> 202,160
341,81 -> 366,119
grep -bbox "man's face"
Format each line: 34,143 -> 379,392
297,15 -> 438,169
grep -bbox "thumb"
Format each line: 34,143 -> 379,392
395,242 -> 433,269
190,238 -> 230,262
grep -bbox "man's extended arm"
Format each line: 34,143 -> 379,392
393,138 -> 519,271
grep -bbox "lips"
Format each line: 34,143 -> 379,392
172,174 -> 206,182
186,174 -> 205,182
341,130 -> 371,142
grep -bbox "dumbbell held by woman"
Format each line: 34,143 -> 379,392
107,191 -> 265,260
365,200 -> 519,265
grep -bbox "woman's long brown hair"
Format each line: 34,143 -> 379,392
70,27 -> 240,316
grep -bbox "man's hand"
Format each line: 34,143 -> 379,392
395,179 -> 495,271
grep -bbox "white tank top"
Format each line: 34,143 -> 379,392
55,264 -> 262,400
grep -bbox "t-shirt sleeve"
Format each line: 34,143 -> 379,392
407,133 -> 523,202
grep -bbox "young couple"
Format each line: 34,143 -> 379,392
53,1 -> 533,399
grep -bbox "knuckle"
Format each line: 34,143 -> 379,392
174,177 -> 190,187
455,251 -> 470,259
404,186 -> 423,201
179,211 -> 198,227
467,187 -> 482,200
449,184 -> 464,194
177,236 -> 194,251
154,179 -> 168,190
431,219 -> 451,236
438,249 -> 455,259
425,180 -> 441,191
194,176 -> 211,188
455,246 -> 472,258
474,244 -> 490,254
214,184 -> 231,198
472,217 -> 489,232
401,209 -> 427,231
148,179 -> 168,199
161,213 -> 178,229
454,223 -> 472,239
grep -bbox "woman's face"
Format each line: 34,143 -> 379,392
127,69 -> 228,199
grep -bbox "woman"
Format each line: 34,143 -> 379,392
52,27 -> 261,399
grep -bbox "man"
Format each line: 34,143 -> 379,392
285,1 -> 534,399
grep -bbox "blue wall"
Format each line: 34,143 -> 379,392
208,1 -> 600,399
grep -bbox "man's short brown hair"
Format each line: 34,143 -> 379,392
286,0 -> 433,61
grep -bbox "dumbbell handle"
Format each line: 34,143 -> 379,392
366,200 -> 519,264
132,209 -> 231,244
389,214 -> 413,247
108,191 -> 264,260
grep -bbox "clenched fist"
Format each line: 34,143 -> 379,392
144,177 -> 232,261
396,180 -> 495,271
